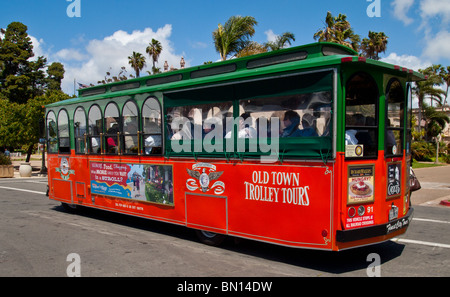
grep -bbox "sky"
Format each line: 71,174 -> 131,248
1,0 -> 450,96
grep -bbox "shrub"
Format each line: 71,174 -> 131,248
442,154 -> 450,164
411,141 -> 434,161
0,153 -> 12,165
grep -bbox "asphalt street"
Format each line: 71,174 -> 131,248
0,163 -> 449,277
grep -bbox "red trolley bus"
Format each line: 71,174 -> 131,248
45,42 -> 423,251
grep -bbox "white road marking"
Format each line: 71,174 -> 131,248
0,186 -> 46,195
413,218 -> 450,224
392,238 -> 450,249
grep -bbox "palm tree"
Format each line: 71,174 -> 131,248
424,103 -> 450,139
360,31 -> 388,60
265,32 -> 296,51
313,11 -> 360,51
413,65 -> 446,135
213,15 -> 258,61
235,41 -> 267,58
146,39 -> 163,74
441,66 -> 450,106
423,103 -> 450,163
128,51 -> 146,78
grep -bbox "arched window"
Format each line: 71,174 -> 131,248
88,105 -> 102,154
74,107 -> 87,154
46,111 -> 58,153
104,102 -> 120,154
345,72 -> 379,158
122,100 -> 139,155
406,83 -> 412,156
385,78 -> 404,157
142,97 -> 162,155
58,109 -> 70,153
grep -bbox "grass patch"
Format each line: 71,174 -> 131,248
412,162 -> 446,169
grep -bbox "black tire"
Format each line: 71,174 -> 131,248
61,202 -> 78,213
195,230 -> 226,246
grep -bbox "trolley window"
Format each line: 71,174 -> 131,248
46,111 -> 58,153
122,100 -> 139,155
57,109 -> 70,154
88,105 -> 102,154
385,79 -> 404,157
142,97 -> 163,155
405,83 -> 412,155
236,71 -> 333,160
74,107 -> 87,154
164,70 -> 333,160
345,72 -> 379,159
104,102 -> 120,154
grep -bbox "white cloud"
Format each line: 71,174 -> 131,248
264,29 -> 277,43
420,0 -> 450,23
423,30 -> 450,61
55,48 -> 88,61
381,53 -> 433,108
60,25 -> 187,95
29,35 -> 48,60
189,41 -> 208,49
391,0 -> 415,25
381,52 -> 432,71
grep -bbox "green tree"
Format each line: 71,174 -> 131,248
213,15 -> 258,61
0,22 -> 68,161
146,39 -> 163,74
46,62 -> 65,91
0,22 -> 48,104
265,32 -> 296,51
313,11 -> 360,51
440,65 -> 450,106
423,103 -> 450,140
0,91 -> 70,161
128,51 -> 146,78
360,31 -> 388,60
0,22 -> 33,78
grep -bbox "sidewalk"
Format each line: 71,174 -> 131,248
10,154 -> 47,178
412,163 -> 450,207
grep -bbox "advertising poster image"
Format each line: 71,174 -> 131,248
387,162 -> 402,199
90,162 -> 173,206
347,165 -> 374,204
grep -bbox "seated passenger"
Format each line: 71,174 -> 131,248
225,112 -> 257,139
106,125 -> 118,153
299,113 -> 318,137
281,110 -> 302,137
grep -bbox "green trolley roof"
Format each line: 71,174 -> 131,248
46,42 -> 425,108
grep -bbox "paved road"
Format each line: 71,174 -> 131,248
0,166 -> 449,278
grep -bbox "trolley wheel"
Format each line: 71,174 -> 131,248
61,202 -> 78,213
195,230 -> 226,246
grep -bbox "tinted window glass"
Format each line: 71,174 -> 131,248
74,107 -> 87,153
345,72 -> 379,158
